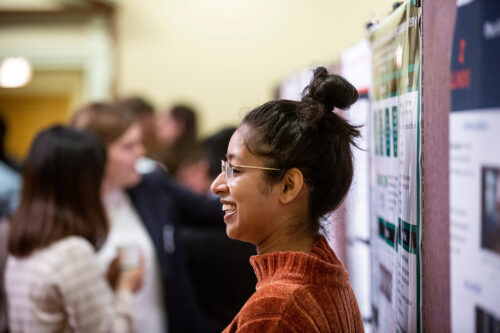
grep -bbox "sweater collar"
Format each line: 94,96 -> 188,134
250,236 -> 350,290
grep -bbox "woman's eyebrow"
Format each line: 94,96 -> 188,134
227,153 -> 239,162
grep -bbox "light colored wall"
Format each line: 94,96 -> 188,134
115,0 -> 395,135
0,0 -> 396,136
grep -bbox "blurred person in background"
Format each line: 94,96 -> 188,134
72,103 -> 224,333
68,102 -> 110,130
115,96 -> 157,158
71,104 -> 167,333
5,125 -> 143,332
0,114 -> 21,173
114,97 -> 160,175
0,162 -> 19,220
155,104 -> 200,178
0,217 -> 8,333
0,115 -> 21,333
176,127 -> 238,196
211,67 -> 364,332
202,127 -> 239,196
0,115 -> 21,219
176,126 -> 257,332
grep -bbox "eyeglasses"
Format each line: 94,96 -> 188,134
221,160 -> 281,187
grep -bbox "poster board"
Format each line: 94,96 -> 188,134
369,1 -> 422,332
450,0 -> 500,332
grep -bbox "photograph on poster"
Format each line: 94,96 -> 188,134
475,305 -> 500,333
379,264 -> 392,302
481,166 -> 500,256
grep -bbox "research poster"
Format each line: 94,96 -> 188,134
450,0 -> 500,332
341,39 -> 372,328
369,1 -> 422,332
278,67 -> 313,101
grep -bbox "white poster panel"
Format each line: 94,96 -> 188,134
278,68 -> 314,101
369,1 -> 422,332
450,112 -> 500,333
341,38 -> 372,329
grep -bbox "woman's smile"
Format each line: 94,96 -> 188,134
222,202 -> 237,222
210,127 -> 282,244
222,203 -> 237,213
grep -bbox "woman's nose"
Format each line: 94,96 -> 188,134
210,172 -> 228,196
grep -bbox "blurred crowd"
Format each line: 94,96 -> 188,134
1,66 -> 367,333
0,97 -> 255,333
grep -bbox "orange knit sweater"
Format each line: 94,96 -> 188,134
223,236 -> 364,333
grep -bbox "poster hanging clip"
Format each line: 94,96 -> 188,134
366,17 -> 378,31
393,2 -> 403,11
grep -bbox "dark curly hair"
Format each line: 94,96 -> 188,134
241,67 -> 360,234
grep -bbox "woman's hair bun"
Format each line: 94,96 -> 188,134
301,67 -> 358,111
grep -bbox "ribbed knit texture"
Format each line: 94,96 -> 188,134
223,236 -> 364,332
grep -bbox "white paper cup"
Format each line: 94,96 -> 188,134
117,244 -> 141,271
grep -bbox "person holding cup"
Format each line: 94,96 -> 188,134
5,125 -> 143,332
71,104 -> 167,333
71,104 -> 223,333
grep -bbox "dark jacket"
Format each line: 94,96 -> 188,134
128,171 -> 222,333
128,171 -> 256,333
178,226 -> 256,332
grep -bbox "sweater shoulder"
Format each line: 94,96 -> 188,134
241,281 -> 300,314
225,283 -> 295,332
229,282 -> 309,329
282,283 -> 364,332
229,282 -> 363,332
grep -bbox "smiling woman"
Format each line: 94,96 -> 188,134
71,103 -> 225,333
70,104 -> 167,333
210,66 -> 364,333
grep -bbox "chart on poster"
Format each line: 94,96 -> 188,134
369,1 -> 422,332
450,0 -> 500,332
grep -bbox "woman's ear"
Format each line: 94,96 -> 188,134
279,168 -> 305,204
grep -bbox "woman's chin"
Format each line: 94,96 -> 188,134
225,223 -> 241,241
121,174 -> 142,188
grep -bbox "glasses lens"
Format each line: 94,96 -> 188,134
221,160 -> 234,187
